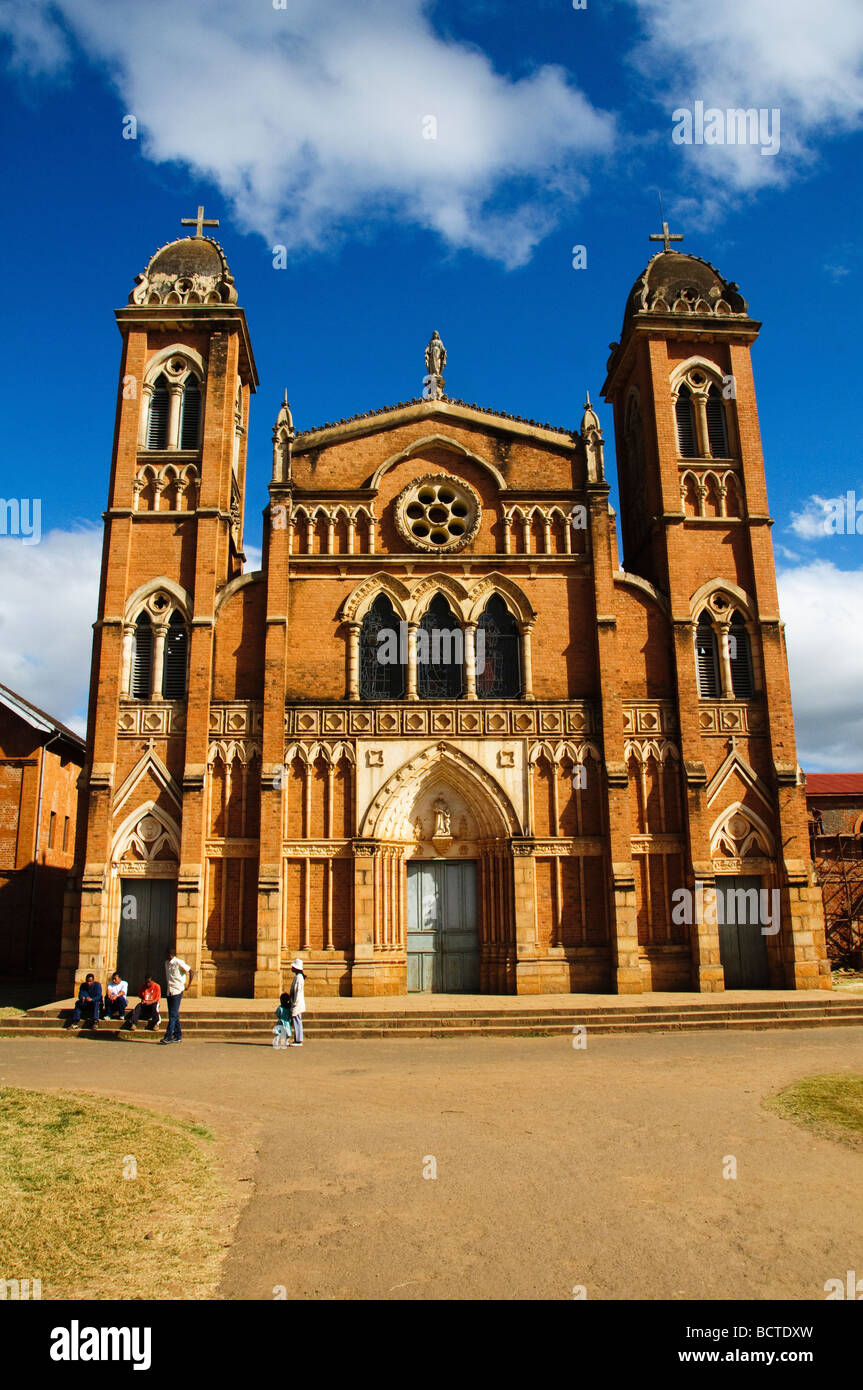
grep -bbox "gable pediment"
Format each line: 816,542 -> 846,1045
706,747 -> 772,811
293,397 -> 574,456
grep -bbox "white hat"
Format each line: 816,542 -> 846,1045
291,958 -> 304,971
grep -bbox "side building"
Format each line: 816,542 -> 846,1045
0,683 -> 85,979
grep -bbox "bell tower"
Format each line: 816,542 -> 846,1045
59,212 -> 258,994
601,228 -> 828,991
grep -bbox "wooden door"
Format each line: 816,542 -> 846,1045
716,875 -> 770,988
406,861 -> 479,992
117,879 -> 177,994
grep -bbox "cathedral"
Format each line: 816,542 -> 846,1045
58,216 -> 830,998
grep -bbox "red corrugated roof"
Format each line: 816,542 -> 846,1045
806,774 -> 863,795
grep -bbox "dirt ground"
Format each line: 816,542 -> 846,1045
2,1026 -> 862,1301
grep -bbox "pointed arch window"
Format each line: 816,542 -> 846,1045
146,374 -> 170,450
418,594 -> 464,699
706,384 -> 729,458
359,594 -> 405,700
130,613 -> 154,699
162,611 -> 188,699
729,612 -> 754,697
477,594 -> 521,698
695,613 -> 721,697
179,376 -> 201,450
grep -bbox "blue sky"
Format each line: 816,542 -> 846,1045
1,0 -> 862,768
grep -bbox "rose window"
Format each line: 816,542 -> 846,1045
394,474 -> 481,553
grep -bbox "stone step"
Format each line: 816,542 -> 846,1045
3,1010 -> 863,1041
6,1011 -> 863,1033
19,998 -> 863,1023
6,1002 -> 863,1027
13,1007 -> 863,1028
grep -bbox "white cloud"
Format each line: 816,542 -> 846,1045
0,0 -> 615,267
778,560 -> 863,770
0,527 -> 102,734
789,492 -> 863,540
788,495 -> 840,540
243,544 -> 262,573
629,0 -> 863,192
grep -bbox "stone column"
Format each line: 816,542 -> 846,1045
406,622 -> 419,701
120,624 -> 134,696
351,842 -> 377,995
347,622 -> 361,700
717,622 -> 733,697
464,622 -> 478,700
692,388 -> 710,457
167,382 -> 184,450
691,876 -> 725,992
511,842 -> 540,994
519,623 -> 535,700
151,624 -> 168,700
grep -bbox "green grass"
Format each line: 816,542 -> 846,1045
765,1073 -> 863,1151
0,1086 -> 229,1300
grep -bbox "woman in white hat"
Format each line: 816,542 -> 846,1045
289,958 -> 306,1047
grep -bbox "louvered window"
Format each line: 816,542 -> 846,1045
706,385 -> 729,457
179,377 -> 201,450
695,614 -> 721,697
146,374 -> 170,450
130,614 -> 153,698
477,595 -> 521,698
162,612 -> 188,699
675,386 -> 698,458
729,613 -> 754,697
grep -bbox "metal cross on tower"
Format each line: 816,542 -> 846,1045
181,205 -> 219,238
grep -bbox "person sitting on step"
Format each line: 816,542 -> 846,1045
122,977 -> 162,1031
68,974 -> 103,1030
103,972 -> 129,1021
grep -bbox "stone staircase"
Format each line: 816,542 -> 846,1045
3,996 -> 863,1042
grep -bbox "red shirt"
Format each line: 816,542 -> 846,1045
140,983 -> 161,1004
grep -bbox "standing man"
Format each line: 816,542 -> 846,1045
161,946 -> 193,1045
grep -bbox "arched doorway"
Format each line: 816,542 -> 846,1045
359,744 -> 521,993
112,808 -> 180,991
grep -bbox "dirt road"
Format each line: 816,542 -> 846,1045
2,1027 -> 861,1300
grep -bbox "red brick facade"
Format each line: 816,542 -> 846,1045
0,685 -> 84,978
59,234 -> 830,997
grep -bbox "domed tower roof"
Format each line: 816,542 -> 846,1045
129,235 -> 238,306
622,249 -> 749,331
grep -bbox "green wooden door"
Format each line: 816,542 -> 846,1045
406,861 -> 479,992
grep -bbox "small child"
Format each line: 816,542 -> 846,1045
273,992 -> 293,1049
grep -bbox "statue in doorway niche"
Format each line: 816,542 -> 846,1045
433,796 -> 452,838
413,817 -> 424,841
